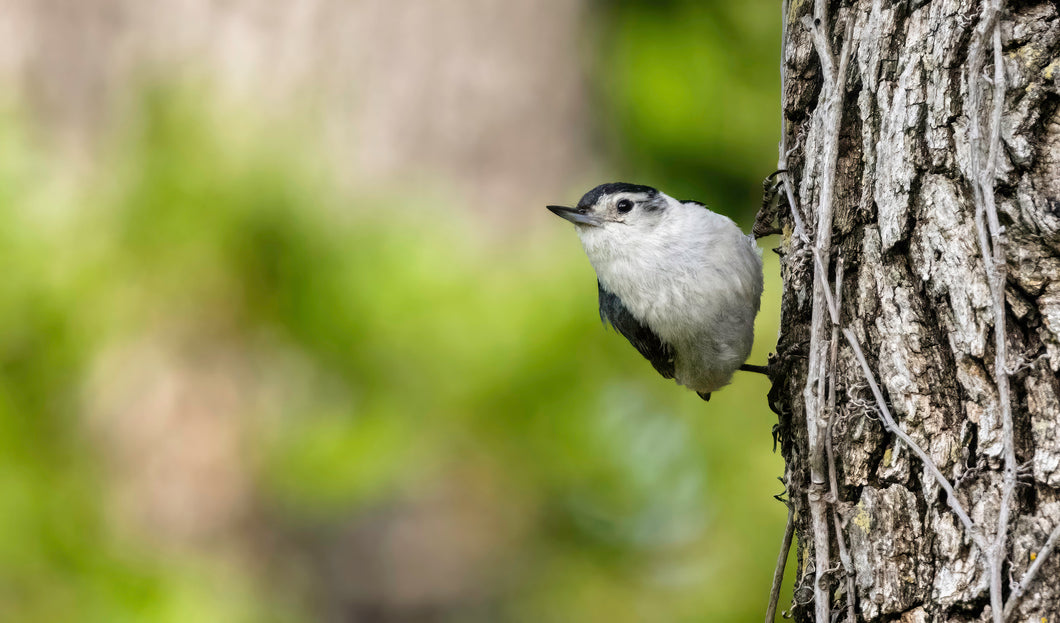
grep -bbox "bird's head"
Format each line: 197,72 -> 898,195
547,183 -> 670,233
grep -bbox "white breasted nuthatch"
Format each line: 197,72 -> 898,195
548,183 -> 765,400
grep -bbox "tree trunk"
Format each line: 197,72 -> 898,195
771,0 -> 1060,621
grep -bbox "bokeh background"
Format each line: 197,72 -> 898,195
0,1 -> 791,621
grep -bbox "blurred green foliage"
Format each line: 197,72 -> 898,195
596,0 -> 782,221
0,91 -> 791,621
0,2 -> 791,619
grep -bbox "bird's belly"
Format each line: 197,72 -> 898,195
600,269 -> 701,336
595,257 -> 757,393
653,297 -> 757,395
671,332 -> 749,394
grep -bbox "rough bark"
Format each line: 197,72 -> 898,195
770,0 -> 1060,621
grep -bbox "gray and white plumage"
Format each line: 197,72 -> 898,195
548,183 -> 763,400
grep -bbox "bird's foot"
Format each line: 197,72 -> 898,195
738,363 -> 771,376
753,169 -> 789,238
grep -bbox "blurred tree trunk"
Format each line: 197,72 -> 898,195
770,0 -> 1060,621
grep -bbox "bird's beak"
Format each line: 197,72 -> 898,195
547,205 -> 604,226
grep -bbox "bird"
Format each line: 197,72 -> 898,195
547,182 -> 765,401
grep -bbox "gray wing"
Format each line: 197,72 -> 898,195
597,281 -> 675,379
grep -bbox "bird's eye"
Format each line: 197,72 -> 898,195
616,199 -> 634,213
